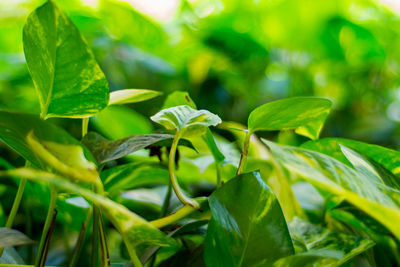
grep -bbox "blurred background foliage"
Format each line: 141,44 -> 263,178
2,0 -> 400,147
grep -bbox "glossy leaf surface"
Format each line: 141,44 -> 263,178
204,171 -> 294,267
248,97 -> 332,139
151,105 -> 221,138
23,0 -> 109,118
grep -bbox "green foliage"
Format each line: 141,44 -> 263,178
1,0 -> 400,266
23,0 -> 109,119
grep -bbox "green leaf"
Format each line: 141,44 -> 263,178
204,171 -> 294,267
151,105 -> 221,138
0,168 -> 176,249
0,247 -> 25,264
109,89 -> 162,105
264,140 -> 400,239
302,138 -> 400,189
101,162 -> 169,194
0,228 -> 34,248
203,129 -> 225,164
92,105 -> 153,139
267,250 -> 342,267
162,91 -> 197,109
0,111 -> 97,182
288,217 -> 374,265
248,97 -> 332,139
23,0 -> 109,118
83,132 -> 195,164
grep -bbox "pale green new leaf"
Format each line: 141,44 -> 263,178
0,168 -> 176,249
162,91 -> 197,109
109,89 -> 162,105
150,105 -> 221,138
264,140 -> 400,239
23,0 -> 109,118
248,97 -> 332,139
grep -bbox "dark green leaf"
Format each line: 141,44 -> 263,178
23,0 -> 109,118
0,228 -> 34,248
83,132 -> 195,164
204,171 -> 294,267
151,105 -> 221,138
248,97 -> 332,139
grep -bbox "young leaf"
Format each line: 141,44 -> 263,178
264,140 -> 400,239
0,111 -> 97,182
150,105 -> 221,138
0,228 -> 34,248
0,168 -> 176,249
204,171 -> 294,267
162,91 -> 197,109
248,97 -> 332,139
109,89 -> 162,105
23,0 -> 109,118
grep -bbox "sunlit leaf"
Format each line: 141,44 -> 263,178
151,105 -> 221,138
23,0 -> 109,118
204,171 -> 294,266
109,89 -> 162,105
248,97 -> 332,139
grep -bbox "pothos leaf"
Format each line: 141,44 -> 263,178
264,140 -> 400,239
23,0 -> 109,118
150,105 -> 221,138
0,228 -> 35,248
109,89 -> 162,105
248,97 -> 332,139
204,171 -> 294,267
162,91 -> 197,109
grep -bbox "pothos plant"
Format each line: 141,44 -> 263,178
0,1 -> 399,267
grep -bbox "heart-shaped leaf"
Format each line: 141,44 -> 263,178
150,105 -> 221,138
204,171 -> 294,267
23,0 -> 109,118
264,140 -> 400,239
109,89 -> 162,105
0,111 -> 97,182
248,97 -> 332,139
0,228 -> 34,248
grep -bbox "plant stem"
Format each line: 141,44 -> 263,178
123,235 -> 142,267
216,163 -> 222,188
160,183 -> 172,217
236,131 -> 251,175
168,134 -> 199,209
91,207 -> 100,267
82,118 -> 89,138
68,207 -> 92,267
35,185 -> 57,267
150,204 -> 198,229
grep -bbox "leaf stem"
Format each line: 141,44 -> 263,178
68,207 -> 92,267
168,134 -> 199,209
151,204 -> 199,229
160,183 -> 172,217
236,131 -> 251,175
35,185 -> 57,267
122,235 -> 142,267
82,118 -> 89,138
